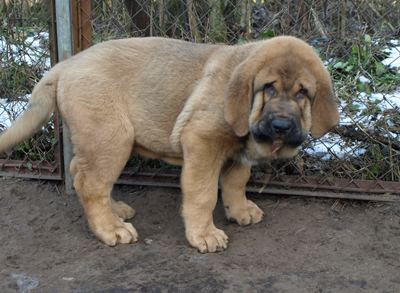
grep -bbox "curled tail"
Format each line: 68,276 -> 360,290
0,70 -> 59,153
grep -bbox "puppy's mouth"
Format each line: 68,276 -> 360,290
251,131 -> 285,152
250,130 -> 304,154
270,138 -> 284,154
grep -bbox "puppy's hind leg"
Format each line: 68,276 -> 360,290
71,117 -> 138,246
71,141 -> 136,222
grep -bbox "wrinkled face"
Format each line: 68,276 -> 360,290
247,57 -> 315,159
224,37 -> 339,165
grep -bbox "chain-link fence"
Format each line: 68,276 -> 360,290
0,0 -> 61,179
1,0 -> 400,196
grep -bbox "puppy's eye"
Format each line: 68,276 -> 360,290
264,83 -> 274,94
296,89 -> 307,99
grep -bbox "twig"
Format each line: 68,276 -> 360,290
310,7 -> 326,37
4,262 -> 19,268
335,125 -> 400,151
331,199 -> 340,210
367,3 -> 382,18
0,99 -> 14,124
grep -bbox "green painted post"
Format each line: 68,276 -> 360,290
55,0 -> 74,194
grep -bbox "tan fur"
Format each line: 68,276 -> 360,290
0,36 -> 339,252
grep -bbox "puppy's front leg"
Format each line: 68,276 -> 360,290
180,140 -> 228,253
220,161 -> 264,225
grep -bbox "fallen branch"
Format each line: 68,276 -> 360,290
335,125 -> 400,151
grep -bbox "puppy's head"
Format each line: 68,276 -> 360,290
224,36 -> 339,160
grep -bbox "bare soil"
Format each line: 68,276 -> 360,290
1,177 -> 400,292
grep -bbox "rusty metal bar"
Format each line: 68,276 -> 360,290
116,168 -> 400,202
251,175 -> 400,194
245,187 -> 400,202
0,172 -> 62,181
119,169 -> 400,194
53,113 -> 62,177
79,0 -> 93,50
70,0 -> 79,53
71,0 -> 92,54
115,178 -> 400,202
0,161 -> 59,172
47,0 -> 58,65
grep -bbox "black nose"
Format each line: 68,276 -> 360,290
271,119 -> 292,134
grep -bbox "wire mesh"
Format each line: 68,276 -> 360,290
1,0 -> 399,193
79,0 -> 400,192
0,0 -> 61,178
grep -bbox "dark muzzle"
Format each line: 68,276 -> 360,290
270,119 -> 292,135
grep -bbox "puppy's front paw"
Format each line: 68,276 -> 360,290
91,217 -> 139,246
225,199 -> 264,226
186,226 -> 228,253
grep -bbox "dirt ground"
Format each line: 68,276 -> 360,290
1,177 -> 400,293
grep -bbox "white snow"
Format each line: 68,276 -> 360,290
1,32 -> 50,131
0,96 -> 29,129
0,33 -> 50,68
382,44 -> 400,71
358,76 -> 370,83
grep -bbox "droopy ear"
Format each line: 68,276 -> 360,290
223,61 -> 254,137
311,73 -> 340,138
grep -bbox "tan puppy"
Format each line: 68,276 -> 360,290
0,36 -> 339,253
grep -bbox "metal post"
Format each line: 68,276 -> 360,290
55,0 -> 74,194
